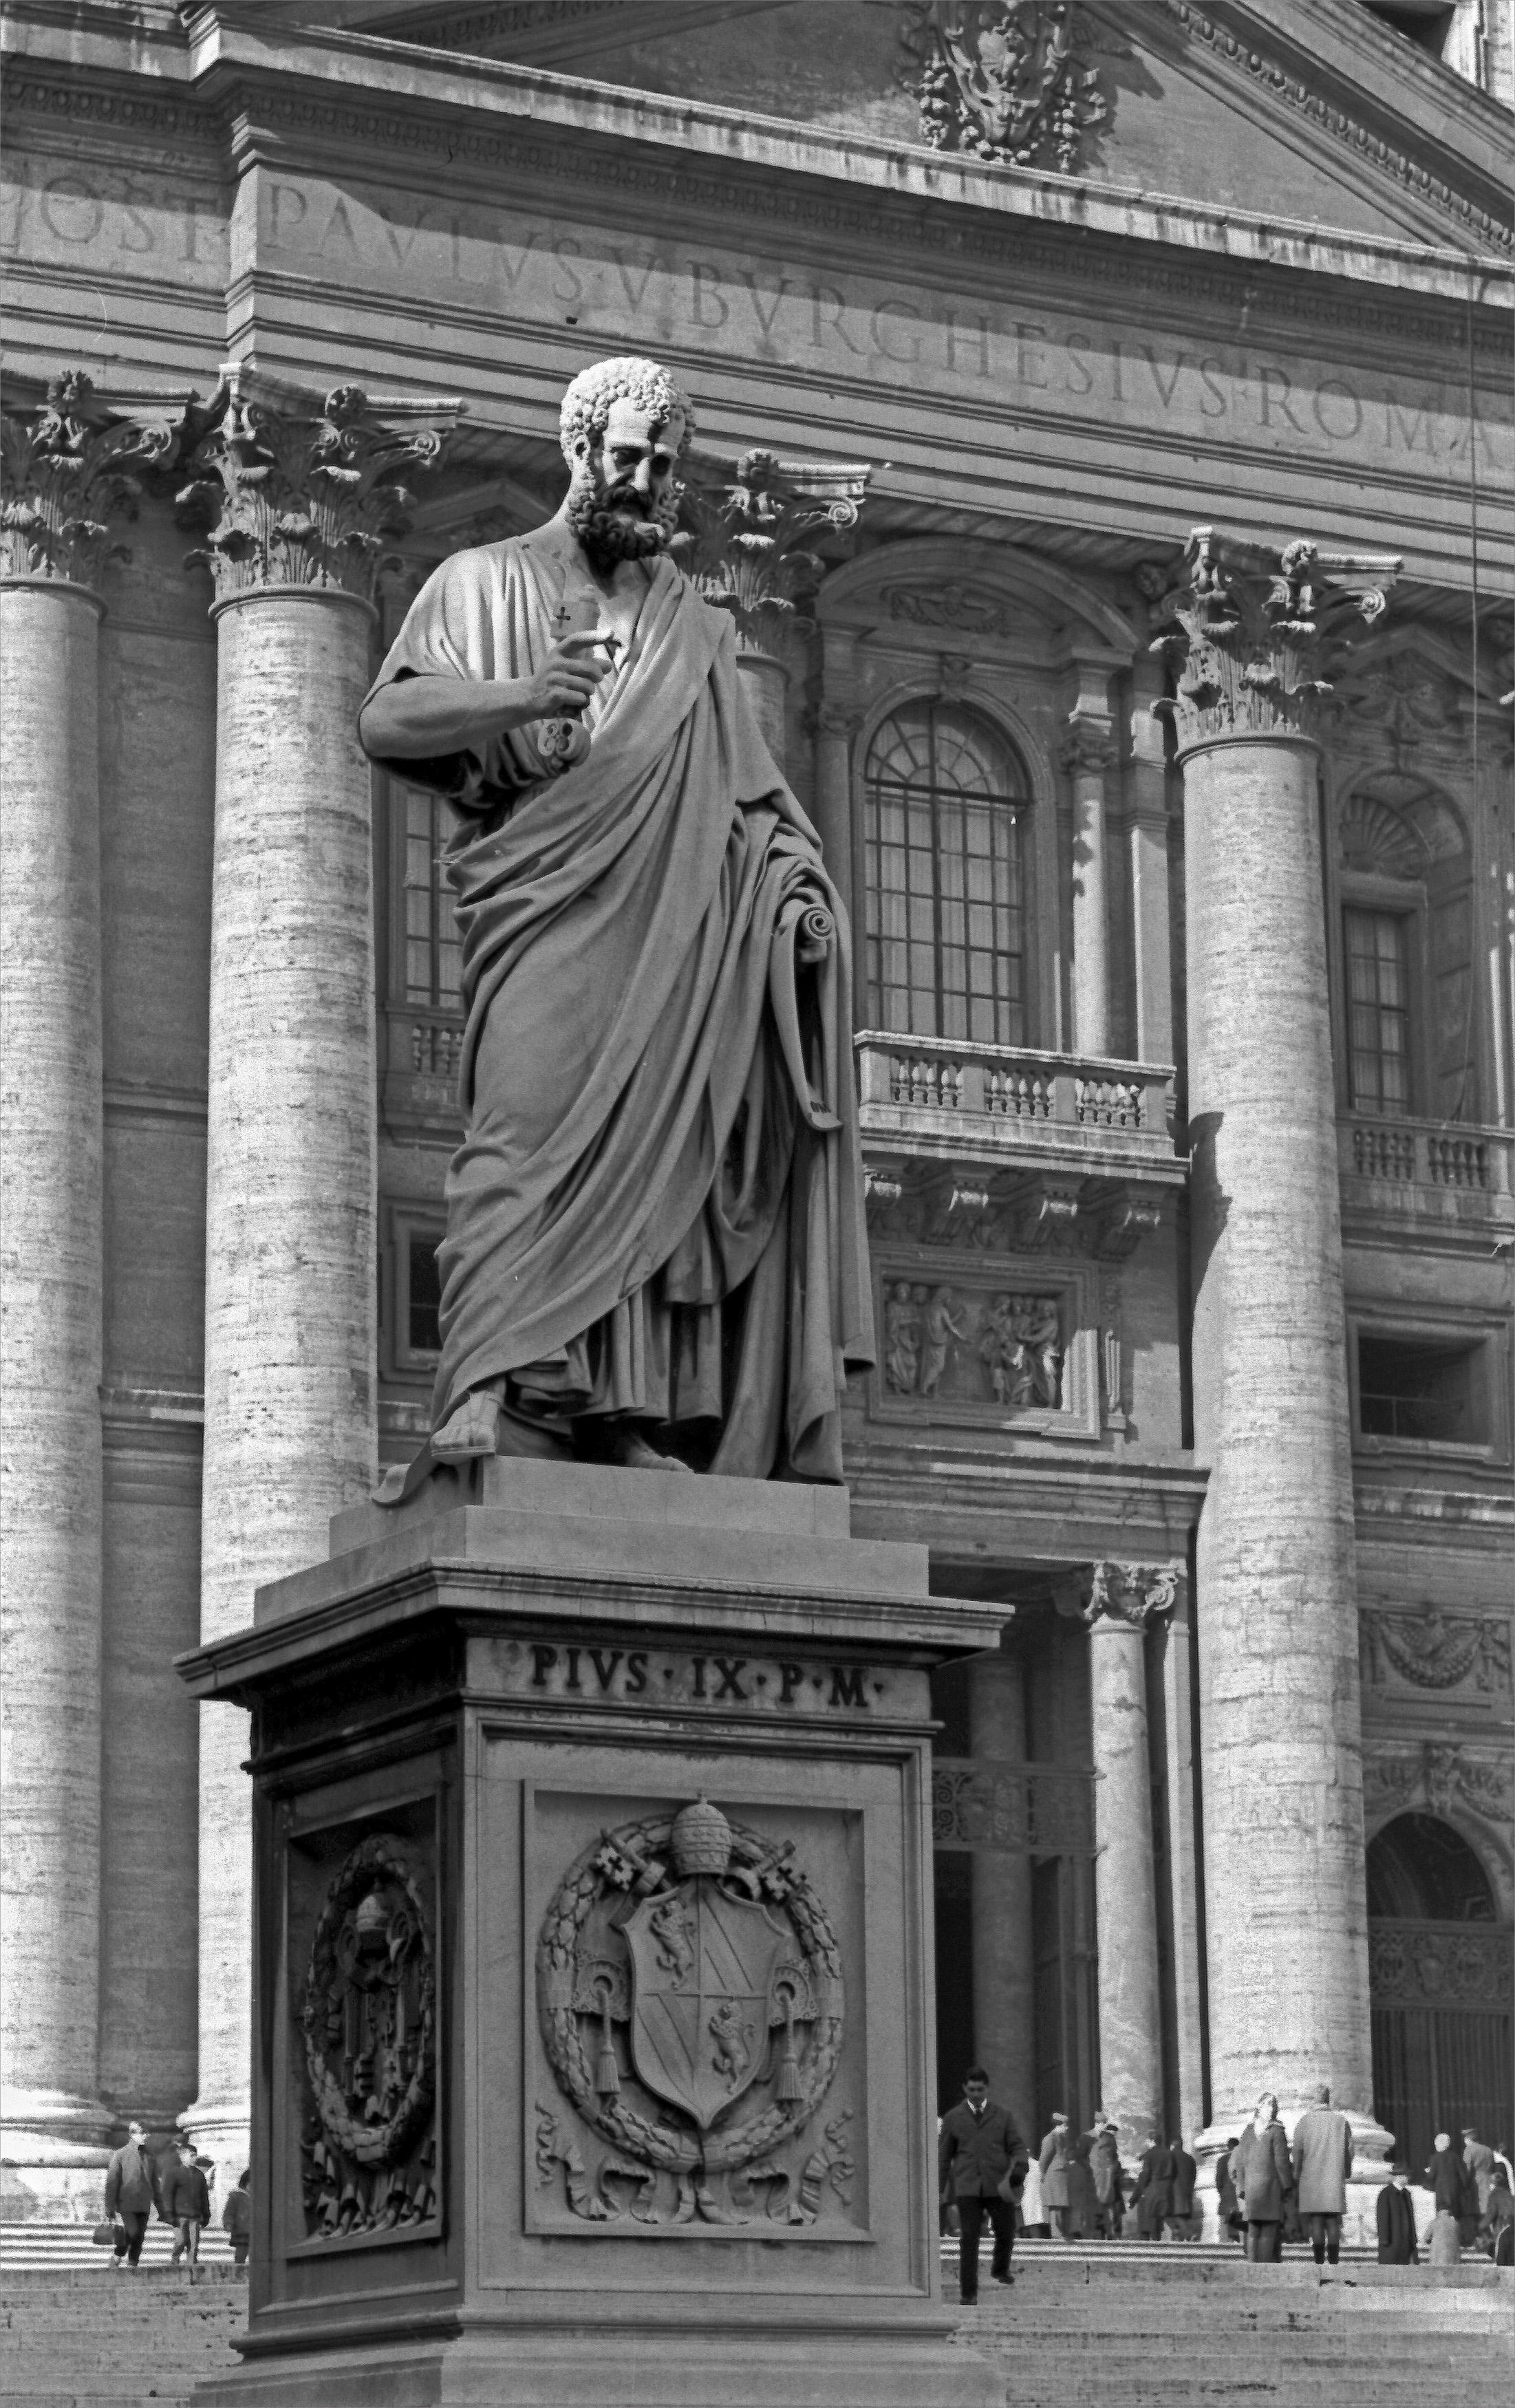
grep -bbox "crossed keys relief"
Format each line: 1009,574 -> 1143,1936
535,1796 -> 853,2228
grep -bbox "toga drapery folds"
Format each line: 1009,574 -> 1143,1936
369,539 -> 874,1481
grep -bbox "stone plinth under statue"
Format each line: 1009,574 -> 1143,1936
177,1462 -> 1000,2408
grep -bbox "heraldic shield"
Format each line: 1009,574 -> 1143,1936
623,1877 -> 789,2131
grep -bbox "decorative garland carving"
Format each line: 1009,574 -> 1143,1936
535,1799 -> 847,2227
1150,527 -> 1396,753
0,371 -> 165,589
300,1831 -> 438,2242
1363,1743 -> 1513,1827
1369,1921 -> 1512,2012
900,2 -> 1119,172
1360,1604 -> 1511,1697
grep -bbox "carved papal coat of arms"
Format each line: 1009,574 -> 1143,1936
536,1798 -> 850,2227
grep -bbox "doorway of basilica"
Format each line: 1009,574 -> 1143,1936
1368,1813 -> 1513,2173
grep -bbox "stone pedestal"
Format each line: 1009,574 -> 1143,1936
967,1655 -> 1034,2134
176,1463 -> 1000,2408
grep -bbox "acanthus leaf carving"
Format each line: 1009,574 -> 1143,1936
0,370 -> 173,589
178,373 -> 458,606
1151,527 -> 1398,754
1079,1559 -> 1182,1631
899,1 -> 1120,174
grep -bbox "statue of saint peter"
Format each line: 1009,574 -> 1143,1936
361,356 -> 872,1483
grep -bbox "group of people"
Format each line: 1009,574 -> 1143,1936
936,2069 -> 1204,2304
102,2122 -> 252,2278
939,2067 -> 1515,2301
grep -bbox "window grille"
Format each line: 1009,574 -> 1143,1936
1345,907 -> 1411,1115
862,700 -> 1026,1046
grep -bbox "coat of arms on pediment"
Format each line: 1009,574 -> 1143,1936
535,1797 -> 851,2228
899,1 -> 1121,173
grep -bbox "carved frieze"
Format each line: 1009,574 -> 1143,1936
883,581 -> 1016,639
1368,1922 -> 1512,2012
932,1759 -> 1095,1856
1360,1604 -> 1512,1699
1362,1743 -> 1513,1828
899,2 -> 1119,173
1150,528 -> 1396,754
535,1797 -> 850,2230
863,1162 -> 1161,1261
883,1278 -> 1062,1408
299,1830 -> 439,2243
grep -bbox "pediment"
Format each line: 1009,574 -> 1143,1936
301,1 -> 1514,263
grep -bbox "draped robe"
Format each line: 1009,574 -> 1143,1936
367,533 -> 874,1481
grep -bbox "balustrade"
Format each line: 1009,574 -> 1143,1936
856,1031 -> 1173,1162
1342,1113 -> 1514,1205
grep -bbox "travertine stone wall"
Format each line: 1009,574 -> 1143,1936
187,586 -> 378,2171
1087,1601 -> 1163,2162
1184,732 -> 1373,2125
0,579 -> 111,2177
967,1652 -> 1035,2135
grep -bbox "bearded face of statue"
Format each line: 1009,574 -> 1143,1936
566,394 -> 686,573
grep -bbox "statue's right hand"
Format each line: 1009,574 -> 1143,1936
525,632 -> 610,718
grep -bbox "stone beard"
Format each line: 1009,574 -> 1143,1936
365,359 -> 874,1484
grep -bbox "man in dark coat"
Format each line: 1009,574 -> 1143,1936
162,2138 -> 212,2282
1375,2164 -> 1419,2264
1130,2138 -> 1176,2239
939,2065 -> 1028,2305
1088,2120 -> 1124,2239
103,2121 -> 162,2270
1216,2137 -> 1244,2242
1232,2094 -> 1293,2261
1168,2137 -> 1199,2239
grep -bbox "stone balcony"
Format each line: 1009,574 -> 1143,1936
1340,1110 -> 1515,1241
855,1031 -> 1184,1260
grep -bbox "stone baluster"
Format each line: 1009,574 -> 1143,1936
1061,685 -> 1116,1059
967,1648 -> 1035,2136
177,376 -> 451,2175
1154,528 -> 1398,2190
1076,1562 -> 1174,2169
0,374 -> 155,2203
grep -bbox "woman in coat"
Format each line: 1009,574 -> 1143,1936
1038,2114 -> 1074,2238
1232,2094 -> 1293,2261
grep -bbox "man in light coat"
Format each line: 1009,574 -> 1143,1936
1232,2093 -> 1293,2261
103,2121 -> 162,2270
1038,2111 -> 1073,2239
1291,2082 -> 1355,2267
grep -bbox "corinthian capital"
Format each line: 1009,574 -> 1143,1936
1060,715 -> 1116,776
0,371 -> 167,590
1151,526 -> 1399,755
178,371 -> 460,607
1071,1560 -> 1183,1631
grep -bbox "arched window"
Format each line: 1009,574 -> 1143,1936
1337,782 -> 1474,1121
862,700 -> 1027,1046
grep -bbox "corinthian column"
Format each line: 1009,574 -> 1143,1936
0,378 -> 158,2210
178,378 -> 450,2173
1081,1562 -> 1172,2168
1155,530 -> 1398,2175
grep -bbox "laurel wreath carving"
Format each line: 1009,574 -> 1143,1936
537,1814 -> 844,2178
302,1831 -> 436,2170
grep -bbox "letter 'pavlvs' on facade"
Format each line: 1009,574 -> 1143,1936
1,0 -> 1512,2332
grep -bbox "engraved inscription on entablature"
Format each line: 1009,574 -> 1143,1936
870,1252 -> 1100,1438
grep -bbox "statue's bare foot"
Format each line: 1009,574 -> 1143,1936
433,1389 -> 502,1462
611,1424 -> 691,1472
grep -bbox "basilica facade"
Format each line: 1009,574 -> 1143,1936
2,0 -> 1512,2230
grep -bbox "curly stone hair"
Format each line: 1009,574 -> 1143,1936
558,355 -> 695,460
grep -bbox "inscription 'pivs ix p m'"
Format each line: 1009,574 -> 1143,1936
515,1642 -> 885,1714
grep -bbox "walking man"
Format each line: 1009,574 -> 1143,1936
938,2065 -> 1027,2305
1168,2136 -> 1200,2239
222,2167 -> 252,2275
104,2120 -> 162,2271
163,2138 -> 211,2283
1291,2083 -> 1354,2268
1232,2092 -> 1292,2261
1375,2163 -> 1419,2265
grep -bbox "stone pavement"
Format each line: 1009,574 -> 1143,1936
1,2245 -> 1510,2408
